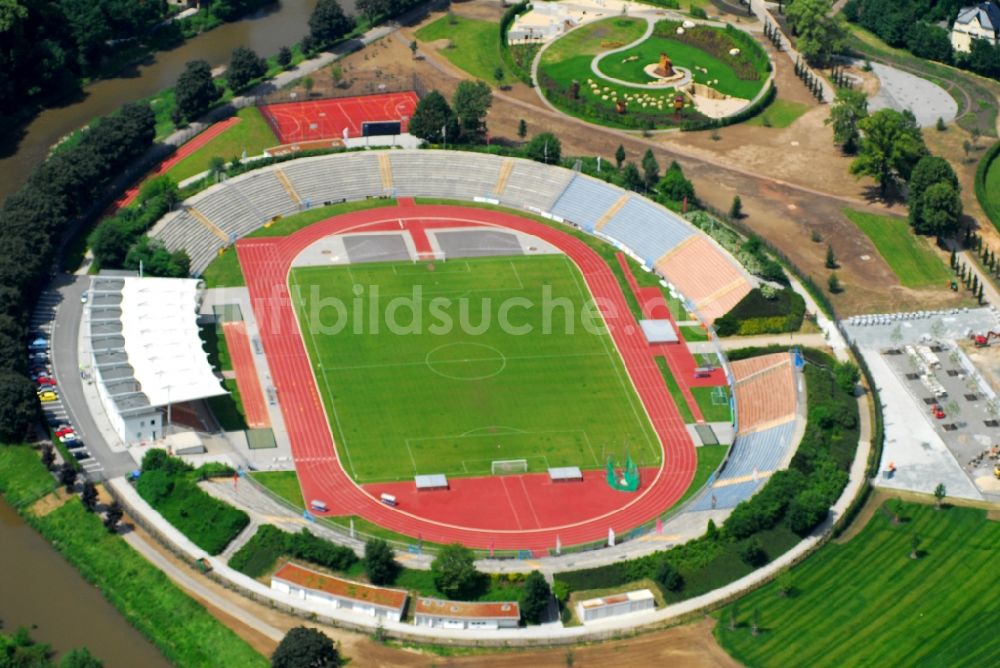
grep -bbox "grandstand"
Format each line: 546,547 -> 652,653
149,150 -> 753,329
689,353 -> 799,511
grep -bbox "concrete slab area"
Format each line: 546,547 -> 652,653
868,62 -> 958,128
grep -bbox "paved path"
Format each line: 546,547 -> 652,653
688,332 -> 829,353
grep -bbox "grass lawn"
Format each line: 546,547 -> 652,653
291,255 -> 661,482
0,446 -> 57,508
844,209 -> 952,289
981,145 -> 1000,227
207,379 -> 248,432
678,443 -> 726,505
32,499 -> 265,667
655,357 -> 695,424
166,107 -> 278,184
745,98 -> 810,128
716,502 -> 1000,667
679,324 -> 708,342
597,37 -> 766,100
691,385 -> 732,423
416,16 -> 516,85
250,470 -> 304,509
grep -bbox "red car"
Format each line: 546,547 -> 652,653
55,426 -> 74,438
36,376 -> 56,388
931,404 -> 946,420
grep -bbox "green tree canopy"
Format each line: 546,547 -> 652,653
641,148 -> 660,191
519,571 -> 552,624
308,0 -> 354,48
431,543 -> 484,599
786,0 -> 847,66
175,60 -> 220,122
227,46 -> 267,92
658,161 -> 696,202
451,80 -> 493,143
825,88 -> 868,153
524,132 -> 561,164
408,90 -> 457,144
271,626 -> 341,668
908,155 -> 960,235
850,109 -> 927,198
364,538 -> 399,586
918,182 -> 963,238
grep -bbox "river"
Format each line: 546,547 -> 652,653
0,497 -> 172,666
0,0 -> 362,203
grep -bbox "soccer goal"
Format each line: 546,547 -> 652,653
491,459 -> 528,475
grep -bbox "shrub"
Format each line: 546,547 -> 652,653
739,537 -> 768,567
229,524 -> 358,577
714,288 -> 805,336
654,557 -> 684,592
364,538 -> 399,585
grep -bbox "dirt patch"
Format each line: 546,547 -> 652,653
30,487 -> 72,517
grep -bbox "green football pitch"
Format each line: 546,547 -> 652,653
290,254 -> 661,483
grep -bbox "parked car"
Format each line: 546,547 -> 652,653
71,450 -> 90,461
55,426 -> 74,437
59,433 -> 79,444
36,377 -> 56,388
65,439 -> 85,450
38,391 -> 58,402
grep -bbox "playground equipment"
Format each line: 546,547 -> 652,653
606,455 -> 640,492
971,331 -> 1000,347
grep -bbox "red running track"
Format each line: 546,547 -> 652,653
259,92 -> 419,144
236,205 -> 696,551
221,321 -> 271,429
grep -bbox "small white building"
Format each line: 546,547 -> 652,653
951,2 -> 1000,53
414,597 -> 520,630
576,589 -> 655,623
271,563 -> 408,622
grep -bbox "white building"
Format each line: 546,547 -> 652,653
951,2 -> 1000,53
87,275 -> 226,445
414,597 -> 520,630
576,589 -> 655,623
271,563 -> 408,622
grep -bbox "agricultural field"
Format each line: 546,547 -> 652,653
290,254 -> 661,482
717,501 -> 1000,667
844,209 -> 952,289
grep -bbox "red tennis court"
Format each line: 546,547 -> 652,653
259,92 -> 419,144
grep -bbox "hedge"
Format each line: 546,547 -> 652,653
229,524 -> 358,578
715,287 -> 806,336
499,1 -> 533,85
974,140 -> 1000,233
681,81 -> 776,132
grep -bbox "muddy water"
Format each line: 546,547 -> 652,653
0,497 -> 171,666
0,0 -> 364,202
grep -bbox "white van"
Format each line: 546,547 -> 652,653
309,499 -> 328,513
380,493 -> 397,507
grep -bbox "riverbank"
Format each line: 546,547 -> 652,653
0,446 -> 266,668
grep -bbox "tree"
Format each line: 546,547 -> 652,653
175,60 -> 220,122
641,148 -> 660,191
271,626 -> 341,668
493,66 -> 505,88
431,543 -> 484,599
654,556 -> 684,592
0,371 -> 39,441
357,0 -> 387,25
408,90 -> 456,144
227,46 -> 267,92
519,571 -> 551,624
824,244 -> 837,269
277,46 -> 293,68
828,272 -> 842,293
785,0 -> 846,66
309,0 -> 354,47
524,132 -> 561,164
364,538 -> 398,585
910,533 -> 921,559
622,162 -> 643,192
730,195 -> 743,219
41,444 -> 55,471
409,40 -> 418,59
452,80 -> 493,143
751,608 -> 761,636
658,161 -> 695,202
933,483 -> 946,509
61,647 -> 104,668
850,109 -> 928,197
517,119 -> 527,140
81,480 -> 98,512
615,144 -> 626,169
918,182 -> 963,238
103,501 -> 123,534
825,88 -> 868,153
59,462 -> 78,492
739,537 -> 768,566
835,361 -> 860,394
908,156 -> 960,235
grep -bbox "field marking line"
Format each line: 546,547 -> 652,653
509,259 -> 524,290
326,351 -> 609,372
517,475 -> 543,528
289,271 -> 360,479
580,430 -> 601,467
404,440 -> 419,475
498,476 -> 524,530
565,260 -> 661,464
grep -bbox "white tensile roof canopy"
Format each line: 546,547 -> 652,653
119,277 -> 226,406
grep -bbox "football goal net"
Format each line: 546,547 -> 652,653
491,459 -> 528,475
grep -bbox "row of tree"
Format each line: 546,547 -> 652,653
0,100 -> 157,441
783,0 -> 848,67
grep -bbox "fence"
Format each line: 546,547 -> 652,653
252,71 -> 428,107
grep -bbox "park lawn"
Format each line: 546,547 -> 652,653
716,502 -> 1000,667
983,147 -> 1000,226
677,443 -> 727,506
544,16 -> 646,61
844,209 -> 952,289
250,470 -> 305,509
0,446 -> 57,508
691,385 -> 732,423
679,324 -> 709,342
597,37 -> 766,100
165,107 -> 278,184
745,98 -> 810,128
31,499 -> 266,668
291,255 -> 661,482
656,357 -> 696,424
415,16 -> 516,85
202,247 -> 245,288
